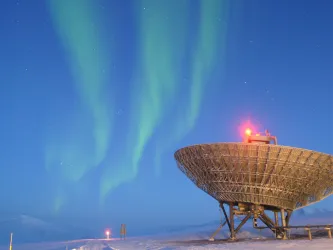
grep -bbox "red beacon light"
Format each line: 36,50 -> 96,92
243,129 -> 278,145
245,128 -> 252,136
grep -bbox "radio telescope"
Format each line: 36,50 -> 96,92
174,128 -> 333,240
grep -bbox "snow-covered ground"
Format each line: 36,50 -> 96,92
0,237 -> 332,250
0,210 -> 332,249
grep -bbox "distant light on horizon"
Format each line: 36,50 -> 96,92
105,228 -> 111,240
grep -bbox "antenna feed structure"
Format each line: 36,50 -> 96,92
243,128 -> 278,145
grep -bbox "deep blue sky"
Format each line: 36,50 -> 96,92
0,0 -> 332,235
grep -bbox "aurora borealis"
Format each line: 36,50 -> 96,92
100,0 -> 230,198
0,0 -> 332,234
47,0 -> 231,203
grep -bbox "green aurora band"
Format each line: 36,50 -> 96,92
155,0 -> 230,174
47,0 -> 112,189
100,0 -> 229,199
100,0 -> 190,200
130,0 -> 190,177
186,0 -> 229,130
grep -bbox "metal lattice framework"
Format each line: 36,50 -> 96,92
175,143 -> 333,211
